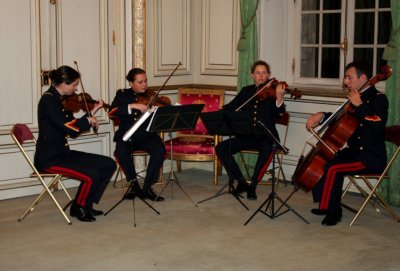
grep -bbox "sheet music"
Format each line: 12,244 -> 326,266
146,106 -> 159,132
122,109 -> 153,141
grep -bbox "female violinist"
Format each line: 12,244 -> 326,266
108,68 -> 167,201
34,65 -> 117,222
215,60 -> 286,200
305,61 -> 389,226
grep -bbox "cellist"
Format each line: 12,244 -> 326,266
305,61 -> 389,226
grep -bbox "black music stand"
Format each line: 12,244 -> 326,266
105,135 -> 160,227
147,104 -> 205,206
244,120 -> 309,225
104,180 -> 160,227
197,110 -> 255,210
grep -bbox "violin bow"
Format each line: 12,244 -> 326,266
74,61 -> 98,135
147,62 -> 181,108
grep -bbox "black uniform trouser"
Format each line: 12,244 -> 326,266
115,131 -> 166,192
44,150 -> 116,208
215,136 -> 274,185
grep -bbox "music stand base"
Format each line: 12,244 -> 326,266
244,186 -> 309,225
153,168 -> 198,207
197,180 -> 249,210
104,182 -> 160,227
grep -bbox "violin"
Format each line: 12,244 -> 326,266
236,78 -> 301,111
256,79 -> 301,101
62,92 -> 110,113
136,89 -> 171,107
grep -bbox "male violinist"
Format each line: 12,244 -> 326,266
215,60 -> 286,200
108,68 -> 166,201
306,61 -> 389,226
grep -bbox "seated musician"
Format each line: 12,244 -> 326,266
34,66 -> 117,222
108,68 -> 166,201
215,60 -> 286,200
306,61 -> 389,226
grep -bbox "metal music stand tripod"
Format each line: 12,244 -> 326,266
197,110 -> 256,210
104,127 -> 160,227
104,180 -> 160,227
244,120 -> 309,225
147,104 -> 205,206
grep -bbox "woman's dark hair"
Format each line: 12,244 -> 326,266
49,66 -> 80,86
126,68 -> 146,82
251,60 -> 271,74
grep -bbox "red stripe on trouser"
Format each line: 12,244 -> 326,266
256,151 -> 275,182
320,162 -> 365,209
45,166 -> 93,207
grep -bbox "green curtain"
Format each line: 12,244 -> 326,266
236,0 -> 260,91
381,0 -> 400,206
235,0 -> 260,179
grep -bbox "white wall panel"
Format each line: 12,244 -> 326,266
0,0 -> 40,128
153,0 -> 190,75
201,0 -> 238,75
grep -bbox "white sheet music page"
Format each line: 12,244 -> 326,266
122,109 -> 153,141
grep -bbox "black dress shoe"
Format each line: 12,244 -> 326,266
311,209 -> 328,216
141,188 -> 165,201
90,208 -> 104,216
70,205 -> 96,222
235,181 -> 249,194
321,208 -> 342,226
247,188 -> 257,200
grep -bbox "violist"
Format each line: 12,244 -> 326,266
108,68 -> 166,201
305,61 -> 389,226
34,65 -> 117,222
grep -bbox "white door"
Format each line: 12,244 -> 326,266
0,0 -> 123,199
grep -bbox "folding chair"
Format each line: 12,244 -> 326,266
341,125 -> 400,226
238,112 -> 290,188
11,124 -> 73,225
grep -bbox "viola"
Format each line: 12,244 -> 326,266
292,65 -> 392,191
62,92 -> 110,113
136,89 -> 171,107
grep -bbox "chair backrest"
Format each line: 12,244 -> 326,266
177,88 -> 225,136
11,124 -> 36,145
385,125 -> 400,147
275,112 -> 290,146
10,124 -> 42,176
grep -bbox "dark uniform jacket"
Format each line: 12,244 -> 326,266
222,84 -> 286,141
322,85 -> 388,171
108,88 -> 150,141
34,87 -> 91,170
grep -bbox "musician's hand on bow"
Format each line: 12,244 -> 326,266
130,103 -> 148,113
306,112 -> 324,131
87,116 -> 100,130
347,89 -> 363,107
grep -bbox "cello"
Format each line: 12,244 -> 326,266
292,65 -> 392,191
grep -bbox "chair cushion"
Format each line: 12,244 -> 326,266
179,93 -> 223,135
165,137 -> 215,155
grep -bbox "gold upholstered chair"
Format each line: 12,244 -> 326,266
164,88 -> 225,185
